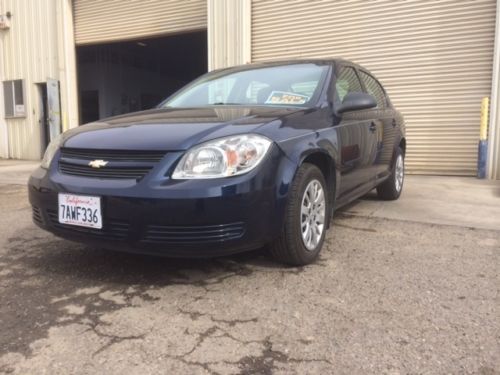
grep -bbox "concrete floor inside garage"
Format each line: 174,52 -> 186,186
0,160 -> 499,374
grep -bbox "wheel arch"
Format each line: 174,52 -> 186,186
399,137 -> 406,157
300,150 -> 337,228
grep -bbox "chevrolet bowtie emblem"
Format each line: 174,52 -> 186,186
88,159 -> 109,169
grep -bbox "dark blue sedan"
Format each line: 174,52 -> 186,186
29,59 -> 406,266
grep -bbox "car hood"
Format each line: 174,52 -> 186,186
62,106 -> 308,151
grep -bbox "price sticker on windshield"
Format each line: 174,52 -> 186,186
265,91 -> 310,105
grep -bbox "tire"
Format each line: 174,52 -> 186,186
377,146 -> 404,200
269,163 -> 328,266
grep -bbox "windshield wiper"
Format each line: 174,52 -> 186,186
211,102 -> 241,105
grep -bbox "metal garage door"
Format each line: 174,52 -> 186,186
252,0 -> 496,175
73,0 -> 207,45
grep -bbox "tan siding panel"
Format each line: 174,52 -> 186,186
252,0 -> 496,175
74,0 -> 207,45
0,0 -> 60,159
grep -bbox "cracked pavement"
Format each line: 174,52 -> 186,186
0,183 -> 499,374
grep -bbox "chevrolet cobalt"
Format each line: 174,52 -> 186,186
29,60 -> 406,266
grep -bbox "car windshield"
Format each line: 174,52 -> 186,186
161,63 -> 328,108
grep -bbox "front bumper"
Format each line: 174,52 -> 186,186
28,145 -> 296,257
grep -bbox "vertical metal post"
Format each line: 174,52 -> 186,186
56,0 -> 79,131
478,97 -> 489,178
487,0 -> 500,179
207,0 -> 251,71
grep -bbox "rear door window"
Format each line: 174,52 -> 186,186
358,71 -> 387,109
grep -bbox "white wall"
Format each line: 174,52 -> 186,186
0,0 -> 58,159
0,0 -> 77,160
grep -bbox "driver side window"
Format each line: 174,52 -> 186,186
336,66 -> 363,102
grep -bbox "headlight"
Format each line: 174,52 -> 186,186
172,134 -> 272,179
41,133 -> 64,169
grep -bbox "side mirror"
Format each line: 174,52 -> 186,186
336,92 -> 377,115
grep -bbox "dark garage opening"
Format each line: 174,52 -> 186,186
76,30 -> 207,124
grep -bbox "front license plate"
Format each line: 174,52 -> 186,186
58,193 -> 102,229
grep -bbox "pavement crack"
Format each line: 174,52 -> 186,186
178,307 -> 206,321
238,337 -> 333,374
83,322 -> 147,357
211,317 -> 259,327
178,307 -> 259,327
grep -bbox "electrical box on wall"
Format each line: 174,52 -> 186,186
0,14 -> 10,30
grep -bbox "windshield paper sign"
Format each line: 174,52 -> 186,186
265,91 -> 310,105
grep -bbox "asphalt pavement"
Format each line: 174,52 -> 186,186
0,161 -> 498,374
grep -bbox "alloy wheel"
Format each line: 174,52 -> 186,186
300,179 -> 326,251
395,154 -> 404,192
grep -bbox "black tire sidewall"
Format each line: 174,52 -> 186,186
286,164 -> 328,264
377,146 -> 404,200
391,148 -> 404,198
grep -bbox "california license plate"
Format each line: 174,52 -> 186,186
58,193 -> 102,229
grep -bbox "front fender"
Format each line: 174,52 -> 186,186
275,128 -> 341,220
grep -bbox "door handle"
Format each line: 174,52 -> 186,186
392,118 -> 397,127
369,122 -> 377,132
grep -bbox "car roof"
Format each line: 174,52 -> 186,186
214,58 -> 373,76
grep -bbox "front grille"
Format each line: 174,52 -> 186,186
60,148 -> 165,162
32,206 -> 43,225
46,210 -> 130,241
58,148 -> 166,180
59,162 -> 151,180
142,222 -> 245,244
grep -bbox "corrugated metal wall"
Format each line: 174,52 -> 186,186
0,0 -> 60,160
74,0 -> 207,45
251,0 -> 497,175
208,0 -> 251,70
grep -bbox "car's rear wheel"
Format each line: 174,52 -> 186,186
376,146 -> 404,200
269,163 -> 328,266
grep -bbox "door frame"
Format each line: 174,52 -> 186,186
0,89 -> 8,159
36,82 -> 50,157
0,37 -> 8,158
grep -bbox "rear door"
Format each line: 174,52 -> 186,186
335,65 -> 378,199
357,70 -> 396,179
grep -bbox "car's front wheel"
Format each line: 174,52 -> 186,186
377,146 -> 404,200
269,163 -> 328,266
